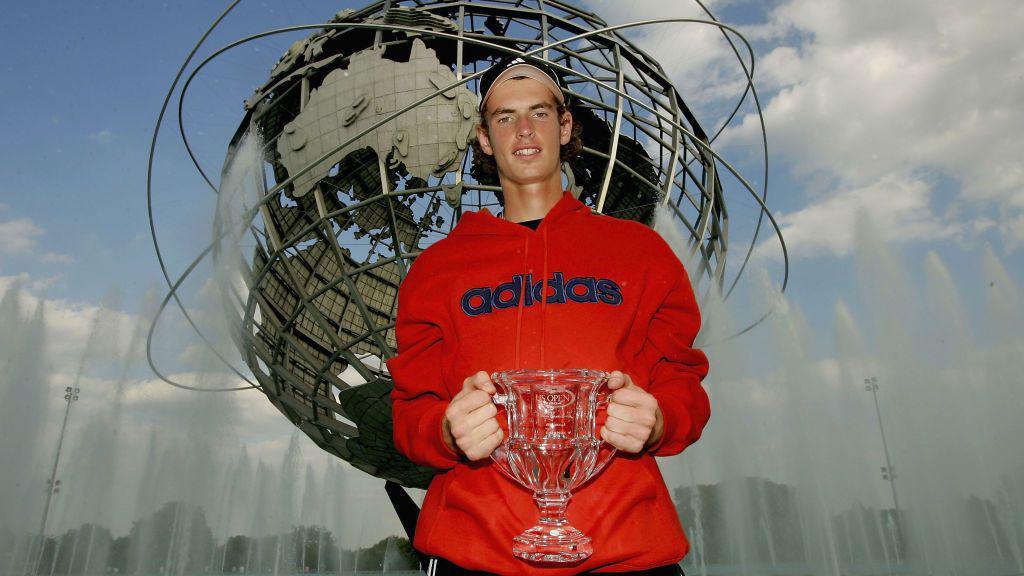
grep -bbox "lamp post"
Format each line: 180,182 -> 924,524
865,376 -> 904,562
29,385 -> 79,576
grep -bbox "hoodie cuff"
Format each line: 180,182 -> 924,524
645,390 -> 693,456
422,402 -> 463,468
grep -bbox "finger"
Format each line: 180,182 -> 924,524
606,370 -> 626,390
471,415 -> 501,440
603,415 -> 651,439
600,426 -> 644,454
484,427 -> 504,450
610,387 -> 656,409
606,402 -> 633,422
606,403 -> 656,427
450,408 -> 497,442
453,373 -> 485,403
462,370 -> 493,394
461,400 -> 499,431
619,373 -> 636,389
448,398 -> 493,439
456,416 -> 499,454
474,372 -> 497,394
447,394 -> 486,428
466,428 -> 504,461
458,389 -> 495,411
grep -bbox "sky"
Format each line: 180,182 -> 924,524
1,0 -> 1022,543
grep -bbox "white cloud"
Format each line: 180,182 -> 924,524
0,272 -> 53,294
580,0 -> 753,111
87,129 -> 115,144
719,0 -> 1024,252
29,273 -> 65,292
581,0 -> 732,33
1000,212 -> 1024,252
757,174 -> 961,258
41,252 -> 76,265
0,276 -> 138,373
0,212 -> 72,264
0,217 -> 44,256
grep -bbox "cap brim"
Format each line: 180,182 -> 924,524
479,64 -> 565,112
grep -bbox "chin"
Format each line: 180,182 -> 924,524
509,172 -> 557,187
501,160 -> 559,181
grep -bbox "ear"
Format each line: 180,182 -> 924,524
475,122 -> 494,156
559,111 -> 573,146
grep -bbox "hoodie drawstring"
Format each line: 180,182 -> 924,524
513,224 -> 549,369
540,225 -> 549,368
514,233 -> 529,369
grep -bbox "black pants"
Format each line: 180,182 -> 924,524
424,556 -> 685,575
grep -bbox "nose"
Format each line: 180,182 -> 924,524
515,116 -> 534,138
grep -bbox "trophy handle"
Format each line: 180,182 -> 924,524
489,390 -> 517,483
591,378 -> 617,477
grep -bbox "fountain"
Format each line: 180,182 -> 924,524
3,205 -> 1022,575
653,212 -> 1024,576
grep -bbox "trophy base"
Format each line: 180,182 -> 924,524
512,524 -> 593,563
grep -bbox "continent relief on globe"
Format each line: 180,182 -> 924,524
277,38 -> 477,199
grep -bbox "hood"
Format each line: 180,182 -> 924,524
448,191 -> 590,237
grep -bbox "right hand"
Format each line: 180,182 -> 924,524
443,371 -> 503,461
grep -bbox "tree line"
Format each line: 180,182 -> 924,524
3,501 -> 418,575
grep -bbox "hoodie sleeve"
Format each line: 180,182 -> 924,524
640,251 -> 711,457
387,256 -> 462,470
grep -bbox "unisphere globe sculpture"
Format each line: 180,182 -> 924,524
148,0 -> 784,489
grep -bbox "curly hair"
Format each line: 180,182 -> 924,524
469,102 -> 584,198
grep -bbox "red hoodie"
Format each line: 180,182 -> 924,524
387,192 -> 710,574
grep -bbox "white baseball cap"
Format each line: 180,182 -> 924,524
478,56 -> 567,112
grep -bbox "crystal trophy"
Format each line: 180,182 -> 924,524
490,368 -> 616,563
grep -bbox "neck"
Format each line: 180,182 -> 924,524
500,177 -> 564,223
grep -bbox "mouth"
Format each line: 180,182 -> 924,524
513,147 -> 541,157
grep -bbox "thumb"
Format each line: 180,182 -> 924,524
463,371 -> 496,394
606,370 -> 627,391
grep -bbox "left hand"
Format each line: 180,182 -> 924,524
600,371 -> 664,453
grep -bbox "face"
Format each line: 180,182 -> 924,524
476,78 -> 572,191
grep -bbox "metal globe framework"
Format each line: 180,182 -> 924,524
147,0 -> 787,489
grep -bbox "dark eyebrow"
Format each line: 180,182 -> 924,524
490,101 -> 556,116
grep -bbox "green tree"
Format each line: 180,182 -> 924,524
107,535 -> 130,574
350,536 -> 417,571
290,525 -> 339,573
219,535 -> 253,573
126,501 -> 214,575
34,524 -> 113,575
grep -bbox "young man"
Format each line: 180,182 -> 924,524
388,56 -> 710,575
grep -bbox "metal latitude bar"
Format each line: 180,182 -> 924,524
376,155 -> 410,280
596,43 -> 626,213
